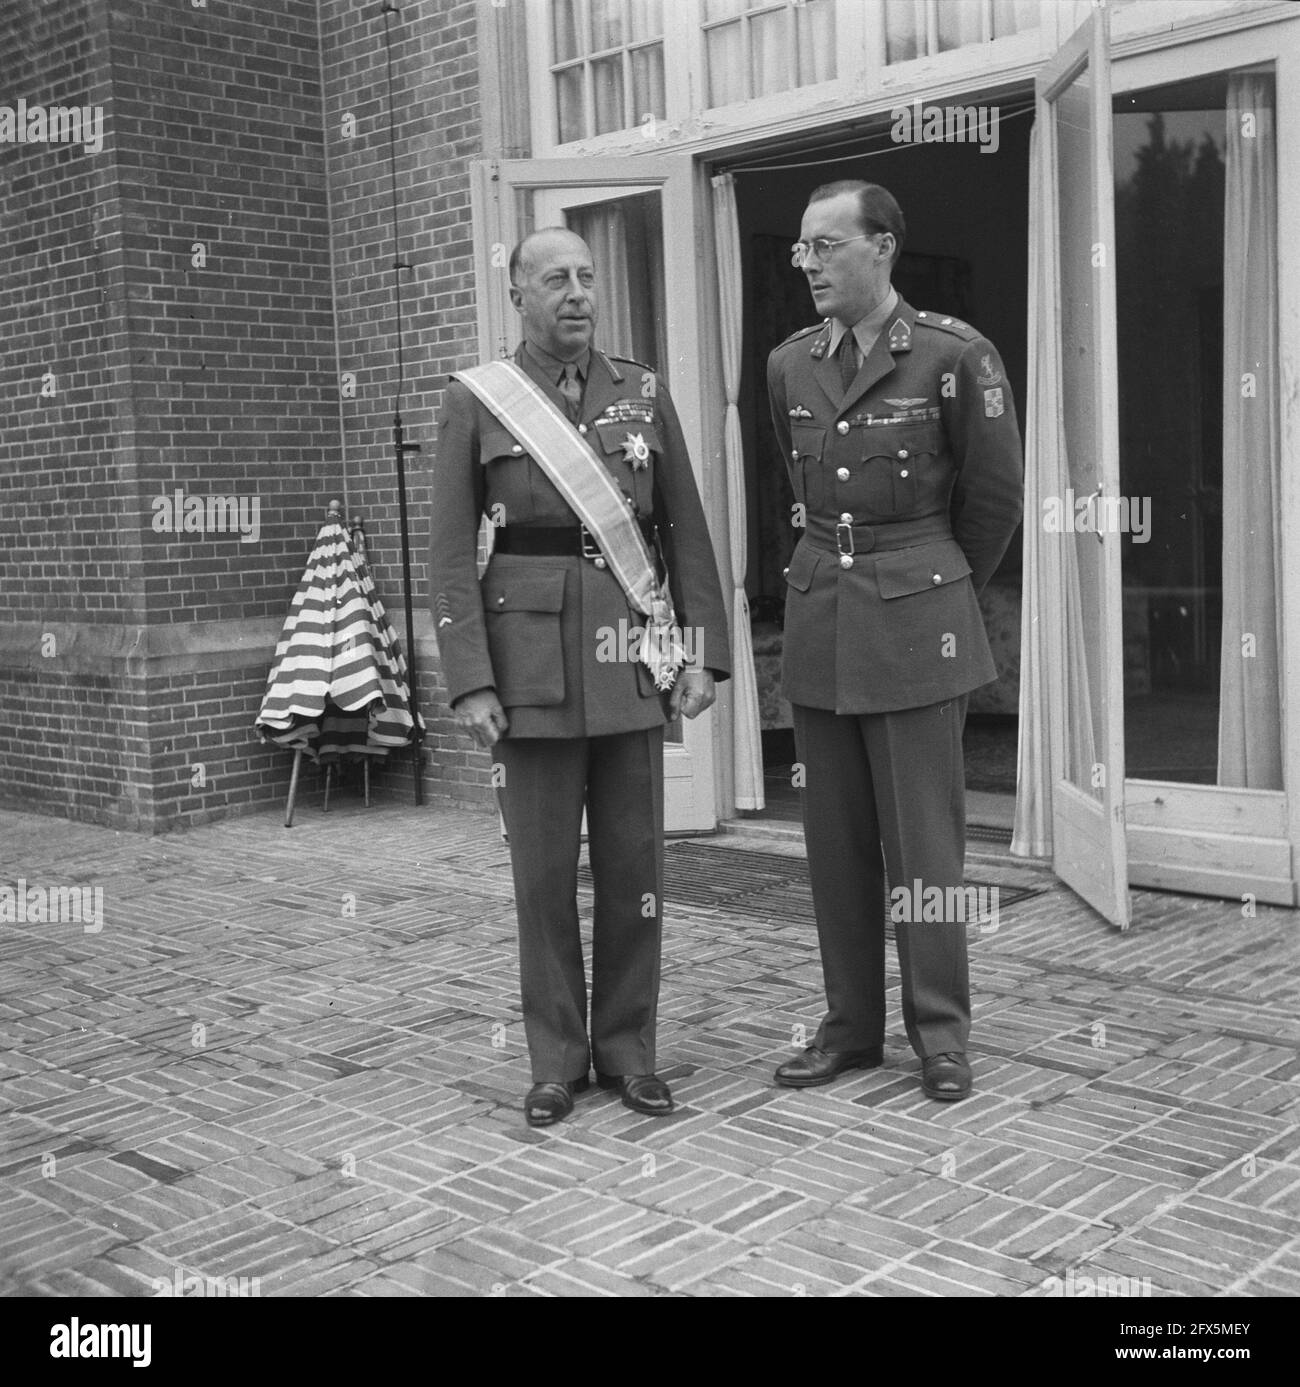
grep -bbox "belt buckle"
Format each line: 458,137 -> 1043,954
580,525 -> 602,561
836,522 -> 855,557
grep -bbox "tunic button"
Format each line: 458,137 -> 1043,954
840,555 -> 854,570
931,573 -> 942,585
791,448 -> 799,461
836,467 -> 850,482
898,449 -> 908,459
836,421 -> 849,436
839,512 -> 852,524
578,424 -> 588,434
594,557 -> 607,570
782,566 -> 790,577
497,595 -> 505,605
511,444 -> 523,454
900,469 -> 909,478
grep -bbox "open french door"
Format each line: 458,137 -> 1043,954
469,155 -> 720,833
1035,6 -> 1131,928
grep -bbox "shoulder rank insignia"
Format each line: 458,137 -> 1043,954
916,311 -> 977,340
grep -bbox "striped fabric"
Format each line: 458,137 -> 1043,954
255,516 -> 423,760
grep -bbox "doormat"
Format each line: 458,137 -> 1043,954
578,841 -> 1047,923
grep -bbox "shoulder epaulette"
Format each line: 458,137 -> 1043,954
914,311 -> 979,340
776,322 -> 826,350
607,353 -> 657,376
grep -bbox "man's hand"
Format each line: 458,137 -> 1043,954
669,670 -> 716,721
454,688 -> 509,749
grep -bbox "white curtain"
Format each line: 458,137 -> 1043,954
1217,73 -> 1281,790
711,172 -> 765,810
569,202 -> 633,358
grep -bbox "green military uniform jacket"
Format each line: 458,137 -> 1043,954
430,343 -> 731,739
767,297 -> 1023,715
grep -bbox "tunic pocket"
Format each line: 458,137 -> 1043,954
862,422 -> 944,514
875,540 -> 972,598
789,422 -> 826,510
481,566 -> 567,706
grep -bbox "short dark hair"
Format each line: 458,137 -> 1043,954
807,180 -> 905,265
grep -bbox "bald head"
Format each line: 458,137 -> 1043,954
508,226 -> 598,360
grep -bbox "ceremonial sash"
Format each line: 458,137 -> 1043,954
454,359 -> 685,691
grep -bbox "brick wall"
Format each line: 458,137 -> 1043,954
1,0 -> 489,830
318,0 -> 490,808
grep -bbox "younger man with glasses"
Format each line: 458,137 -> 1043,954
767,180 -> 1022,1101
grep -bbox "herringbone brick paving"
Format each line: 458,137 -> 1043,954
1,796 -> 1297,1297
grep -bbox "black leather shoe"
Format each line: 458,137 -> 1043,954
596,1071 -> 674,1115
773,1045 -> 884,1088
524,1076 -> 589,1127
921,1052 -> 972,1101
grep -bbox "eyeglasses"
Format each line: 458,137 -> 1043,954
790,233 -> 879,268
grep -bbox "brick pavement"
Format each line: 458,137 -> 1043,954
1,795 -> 1298,1298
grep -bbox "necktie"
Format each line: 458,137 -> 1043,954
838,332 -> 859,394
558,363 -> 583,422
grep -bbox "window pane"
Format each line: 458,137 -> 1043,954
937,0 -> 985,52
553,0 -> 581,62
556,65 -> 585,143
884,0 -> 923,64
704,0 -> 749,20
591,0 -> 623,51
797,0 -> 836,85
630,42 -> 666,124
592,53 -> 626,133
750,7 -> 790,96
706,22 -> 745,106
628,0 -> 664,44
992,0 -> 1041,39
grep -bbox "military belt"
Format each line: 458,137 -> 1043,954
803,513 -> 953,558
494,519 -> 655,558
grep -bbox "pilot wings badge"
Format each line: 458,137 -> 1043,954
883,398 -> 928,409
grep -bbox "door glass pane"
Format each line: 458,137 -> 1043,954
1113,69 -> 1280,787
1056,60 -> 1110,799
563,193 -> 678,740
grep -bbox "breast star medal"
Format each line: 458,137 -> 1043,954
621,432 -> 651,469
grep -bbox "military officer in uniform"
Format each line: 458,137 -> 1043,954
767,180 -> 1022,1101
430,227 -> 730,1127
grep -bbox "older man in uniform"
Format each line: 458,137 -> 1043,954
430,227 -> 729,1126
767,180 -> 1022,1101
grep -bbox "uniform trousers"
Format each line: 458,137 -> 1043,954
792,697 -> 970,1059
494,726 -> 664,1083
